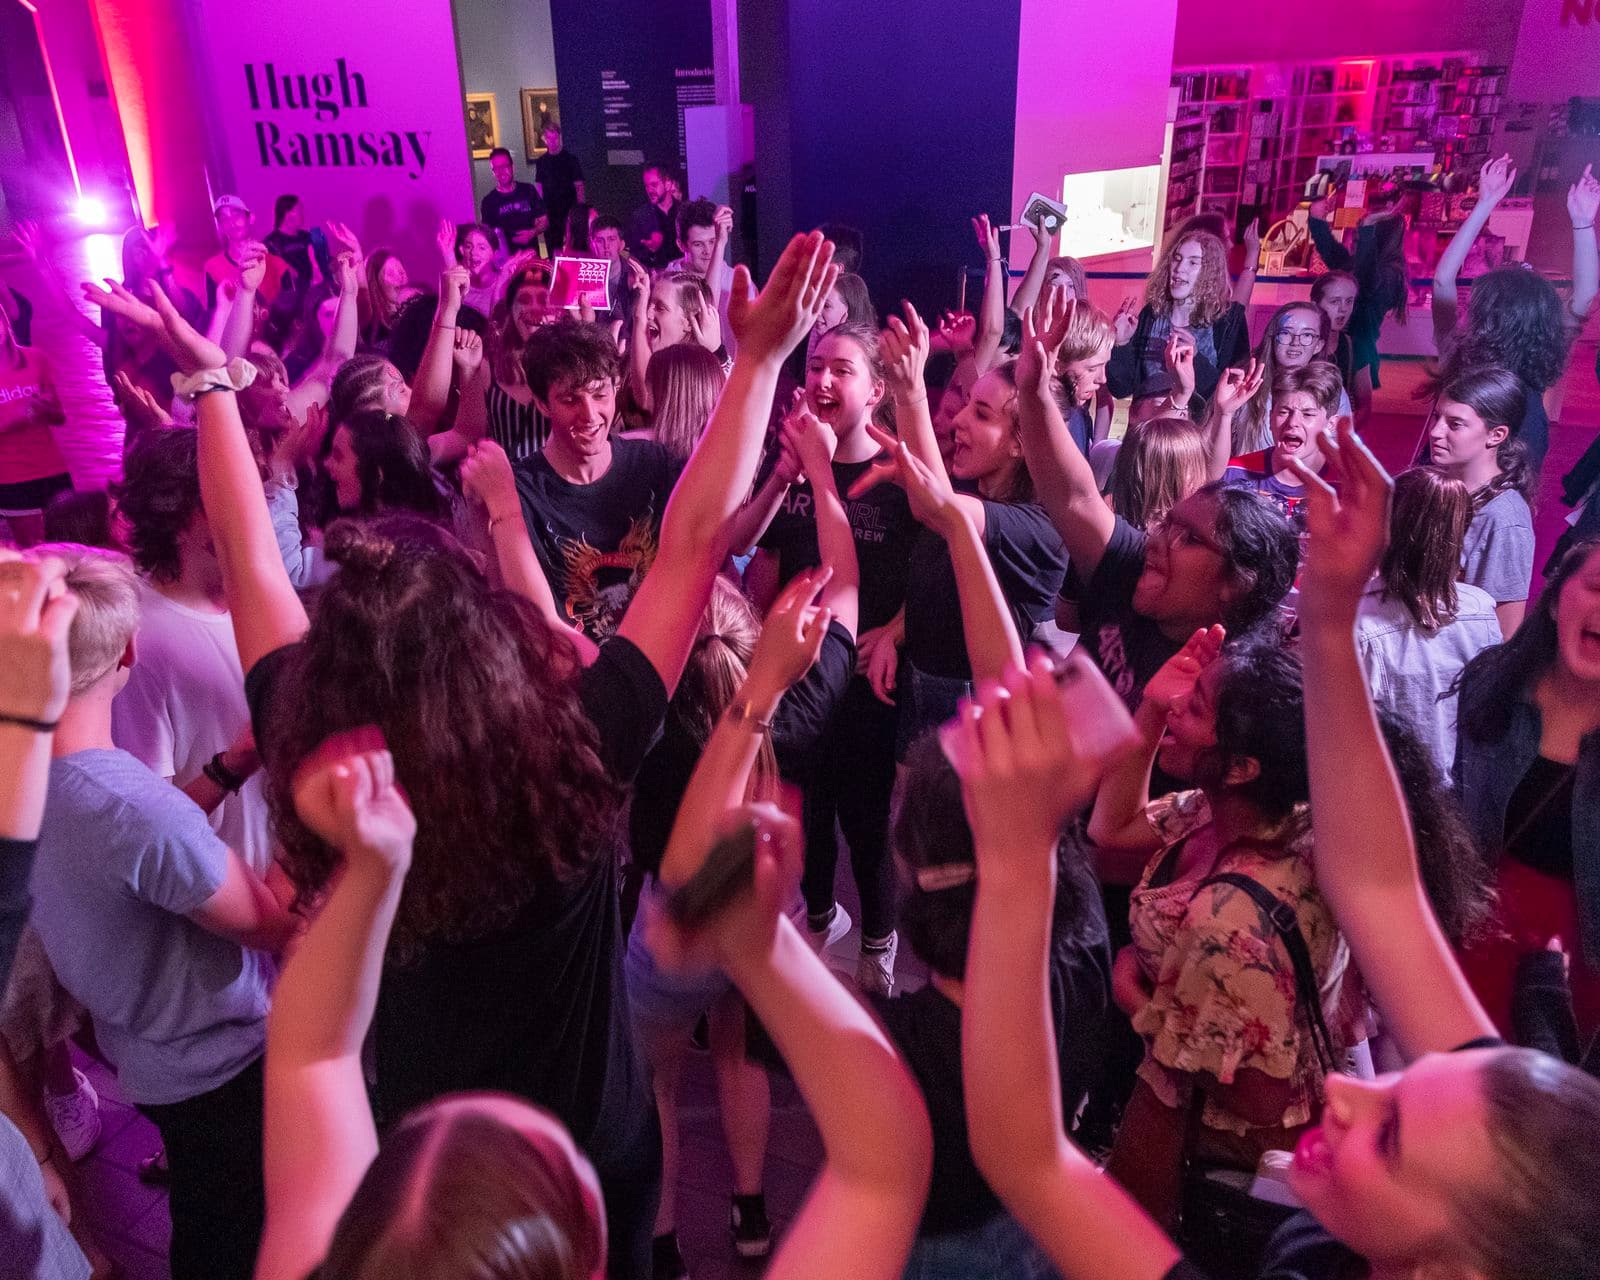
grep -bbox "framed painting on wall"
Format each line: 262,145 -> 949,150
521,87 -> 561,160
466,93 -> 499,159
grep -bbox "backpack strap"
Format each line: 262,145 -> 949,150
1193,871 -> 1340,1074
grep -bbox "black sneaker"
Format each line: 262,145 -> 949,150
730,1194 -> 772,1260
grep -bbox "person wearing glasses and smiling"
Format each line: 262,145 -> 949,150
1232,302 -> 1353,454
1014,290 -> 1300,713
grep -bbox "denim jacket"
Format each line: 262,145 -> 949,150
1453,689 -> 1600,962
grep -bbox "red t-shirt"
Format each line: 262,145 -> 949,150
0,348 -> 68,485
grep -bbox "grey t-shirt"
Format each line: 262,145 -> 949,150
28,750 -> 270,1105
1460,488 -> 1535,604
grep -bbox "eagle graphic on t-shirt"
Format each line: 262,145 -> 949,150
558,513 -> 659,639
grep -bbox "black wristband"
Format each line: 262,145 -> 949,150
0,712 -> 59,733
203,752 -> 247,793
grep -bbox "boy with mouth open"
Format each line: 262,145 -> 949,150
1224,362 -> 1345,520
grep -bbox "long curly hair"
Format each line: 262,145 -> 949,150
1144,230 -> 1233,328
1432,265 -> 1573,395
260,515 -> 621,960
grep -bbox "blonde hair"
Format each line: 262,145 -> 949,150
1144,231 -> 1233,328
654,270 -> 714,332
645,343 -> 726,464
675,578 -> 777,798
1108,416 -> 1207,529
1056,302 -> 1114,404
31,543 -> 140,694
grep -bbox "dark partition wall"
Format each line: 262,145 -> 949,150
740,0 -> 1022,317
546,0 -> 717,222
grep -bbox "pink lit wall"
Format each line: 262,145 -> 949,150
1011,0 -> 1179,270
186,0 -> 473,278
1509,0 -> 1600,105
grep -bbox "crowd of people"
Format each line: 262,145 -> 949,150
0,141 -> 1598,1280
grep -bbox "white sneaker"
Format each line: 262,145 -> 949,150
804,902 -> 853,954
45,1067 -> 102,1161
855,931 -> 898,998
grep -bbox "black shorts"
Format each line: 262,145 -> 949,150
0,472 -> 73,517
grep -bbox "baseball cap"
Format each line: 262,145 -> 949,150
213,194 -> 250,218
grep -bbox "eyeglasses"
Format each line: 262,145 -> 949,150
1275,328 -> 1321,347
1151,512 -> 1225,556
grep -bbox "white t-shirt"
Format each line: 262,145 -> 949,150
111,580 -> 273,873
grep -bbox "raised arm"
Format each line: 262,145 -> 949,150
287,256 -> 361,418
617,233 -> 839,694
1290,423 -> 1497,1060
1306,192 -> 1353,272
861,424 -> 1022,682
651,800 -> 931,1280
705,204 -> 734,303
410,268 -> 467,432
789,410 -> 861,639
1088,626 -> 1224,879
1433,155 -> 1515,348
1198,360 -> 1264,481
89,279 -> 310,670
1232,221 -> 1261,308
1568,165 -> 1599,329
256,734 -> 414,1280
972,215 -> 1008,376
656,570 -> 832,888
459,439 -> 598,665
12,221 -> 107,349
624,254 -> 654,412
1008,218 -> 1055,319
1015,289 -> 1116,578
957,657 -> 1178,1280
219,243 -> 267,360
727,426 -> 801,558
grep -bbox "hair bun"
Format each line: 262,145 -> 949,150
325,518 -> 400,573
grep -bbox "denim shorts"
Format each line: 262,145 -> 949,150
623,879 -> 731,1053
901,1211 -> 1060,1280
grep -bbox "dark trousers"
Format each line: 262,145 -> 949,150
800,676 -> 899,940
140,1056 -> 265,1280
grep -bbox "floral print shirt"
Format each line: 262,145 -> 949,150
1129,790 -> 1350,1135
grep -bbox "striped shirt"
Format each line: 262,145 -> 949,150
486,379 -> 548,463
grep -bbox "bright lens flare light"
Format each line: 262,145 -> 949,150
74,196 -> 108,226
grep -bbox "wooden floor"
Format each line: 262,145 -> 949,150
6,229 -> 1597,1280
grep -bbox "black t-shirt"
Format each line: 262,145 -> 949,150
513,438 -> 678,639
246,636 -> 668,1188
629,622 -> 856,878
870,882 -> 1110,1236
628,199 -> 680,270
1505,756 -> 1575,879
757,459 -> 917,632
1076,515 -> 1183,712
535,150 -> 584,213
481,182 -> 546,250
902,501 -> 1068,680
0,836 -> 36,993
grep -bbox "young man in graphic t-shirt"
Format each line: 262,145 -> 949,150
0,304 -> 71,545
482,147 -> 549,255
512,318 -> 675,640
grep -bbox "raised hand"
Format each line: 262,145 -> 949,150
1569,164 -> 1600,228
1140,624 -> 1225,714
788,406 -> 838,483
934,309 -> 977,356
113,371 -> 173,437
1308,187 -> 1334,221
324,221 -> 362,264
726,230 -> 839,364
624,253 -> 651,313
942,655 -> 1139,859
0,552 -> 78,727
880,301 -> 931,399
714,205 -> 734,240
439,265 -> 469,317
436,217 -> 458,265
647,801 -> 802,974
1017,286 -> 1073,397
238,242 -> 268,293
1476,154 -> 1516,206
1112,296 -> 1139,345
688,299 -> 722,353
855,424 -> 962,534
973,214 -> 1001,263
459,439 -> 519,519
83,277 -> 161,336
10,219 -> 42,264
1164,329 -> 1197,405
746,566 -> 834,699
1242,220 -> 1262,265
290,727 -> 415,874
1211,358 -> 1264,417
1288,417 -> 1393,627
334,252 -> 360,296
452,327 -> 485,375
